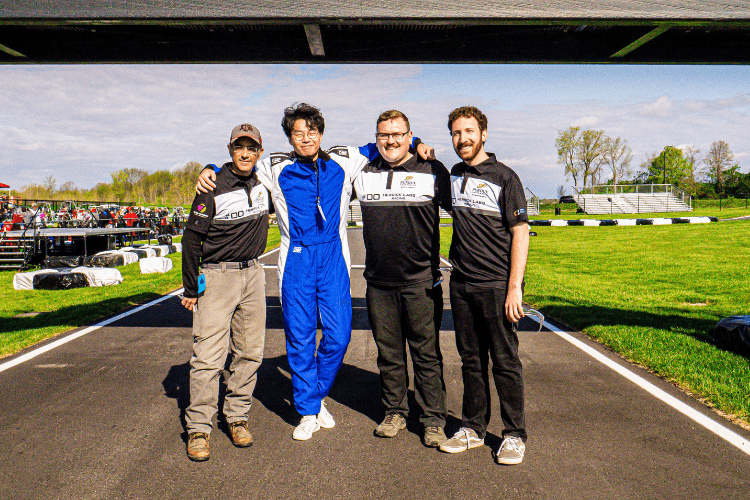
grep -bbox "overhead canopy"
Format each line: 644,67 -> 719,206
1,1 -> 750,63
0,183 -> 10,189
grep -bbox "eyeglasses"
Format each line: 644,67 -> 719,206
376,131 -> 409,141
291,130 -> 320,140
232,144 -> 261,153
512,308 -> 546,333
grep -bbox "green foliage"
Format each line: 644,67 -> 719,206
15,161 -> 205,206
637,146 -> 693,187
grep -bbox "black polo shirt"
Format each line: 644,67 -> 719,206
449,153 -> 528,286
354,153 -> 451,287
182,162 -> 270,298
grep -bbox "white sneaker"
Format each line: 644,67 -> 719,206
317,401 -> 335,429
495,436 -> 525,465
293,415 -> 320,441
438,427 -> 485,453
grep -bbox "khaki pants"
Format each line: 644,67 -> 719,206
185,262 -> 266,434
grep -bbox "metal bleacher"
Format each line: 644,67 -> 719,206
573,184 -> 693,215
526,188 -> 540,216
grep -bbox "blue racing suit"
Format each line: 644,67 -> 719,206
256,145 -> 374,416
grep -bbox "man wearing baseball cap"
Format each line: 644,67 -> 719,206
181,123 -> 270,461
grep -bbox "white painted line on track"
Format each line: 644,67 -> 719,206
0,289 -> 184,374
537,319 -> 750,457
259,247 -> 280,259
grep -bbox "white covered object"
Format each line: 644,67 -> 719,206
121,246 -> 157,258
94,250 -> 139,265
139,256 -> 173,274
13,267 -> 122,289
13,269 -> 60,290
173,242 -> 182,253
143,245 -> 171,257
70,266 -> 123,287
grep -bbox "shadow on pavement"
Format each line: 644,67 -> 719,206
162,362 -> 190,442
253,354 -> 298,426
536,298 -> 747,356
327,362 -> 382,424
1,292 -> 166,334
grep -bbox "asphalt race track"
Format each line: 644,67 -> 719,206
1,228 -> 748,499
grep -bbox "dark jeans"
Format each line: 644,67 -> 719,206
449,280 -> 527,441
366,281 -> 446,428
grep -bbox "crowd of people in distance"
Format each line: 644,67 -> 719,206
0,197 -> 187,235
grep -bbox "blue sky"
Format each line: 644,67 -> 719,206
1,64 -> 749,198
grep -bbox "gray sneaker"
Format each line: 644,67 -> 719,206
495,436 -> 525,465
438,427 -> 484,453
422,426 -> 447,448
375,413 -> 407,438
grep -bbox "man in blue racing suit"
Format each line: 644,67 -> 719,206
197,103 -> 432,441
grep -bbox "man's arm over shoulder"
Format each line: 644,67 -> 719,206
329,145 -> 370,182
431,160 -> 452,213
196,163 -> 219,194
254,156 -> 275,193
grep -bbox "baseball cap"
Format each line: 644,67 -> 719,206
230,123 -> 262,147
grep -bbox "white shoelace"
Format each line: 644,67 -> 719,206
457,427 -> 474,447
501,436 -> 522,452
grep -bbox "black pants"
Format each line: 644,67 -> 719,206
449,280 -> 527,441
366,281 -> 446,428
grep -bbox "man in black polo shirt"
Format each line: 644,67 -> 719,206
181,123 -> 270,462
354,110 -> 452,447
438,106 -> 530,465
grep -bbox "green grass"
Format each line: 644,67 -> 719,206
440,221 -> 750,428
0,226 -> 281,358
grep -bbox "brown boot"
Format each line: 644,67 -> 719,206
187,432 -> 210,461
228,421 -> 253,448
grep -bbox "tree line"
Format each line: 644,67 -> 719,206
556,126 -> 749,198
13,161 -> 204,205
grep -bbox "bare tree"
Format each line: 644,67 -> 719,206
41,175 -> 57,195
682,146 -> 701,182
556,126 -> 581,186
704,141 -> 734,194
556,185 -> 566,198
602,137 -> 633,184
556,126 -> 608,188
579,129 -> 607,187
59,181 -> 78,193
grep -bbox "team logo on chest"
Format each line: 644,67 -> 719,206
400,175 -> 416,188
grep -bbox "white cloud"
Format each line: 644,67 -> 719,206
2,65 -> 750,198
572,116 -> 600,127
639,95 -> 674,117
